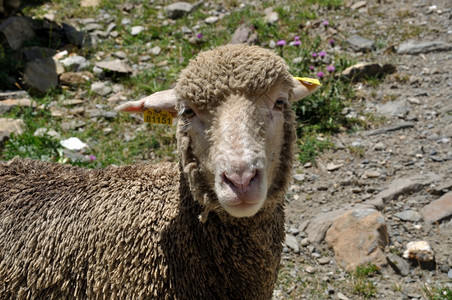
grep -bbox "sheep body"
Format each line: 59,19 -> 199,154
0,158 -> 283,299
1,44 -> 318,299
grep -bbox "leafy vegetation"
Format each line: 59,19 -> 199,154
1,0 -> 357,167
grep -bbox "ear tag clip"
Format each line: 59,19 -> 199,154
144,109 -> 173,125
294,77 -> 322,87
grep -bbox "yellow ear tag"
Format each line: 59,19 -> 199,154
144,109 -> 173,125
294,77 -> 322,86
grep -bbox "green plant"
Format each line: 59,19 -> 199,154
351,264 -> 380,298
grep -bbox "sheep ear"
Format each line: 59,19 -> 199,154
115,89 -> 178,116
290,77 -> 320,103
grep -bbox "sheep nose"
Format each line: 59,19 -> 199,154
223,169 -> 257,193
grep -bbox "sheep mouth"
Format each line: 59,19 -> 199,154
216,170 -> 267,217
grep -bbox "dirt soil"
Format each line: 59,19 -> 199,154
278,0 -> 452,299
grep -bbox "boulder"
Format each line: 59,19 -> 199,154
325,208 -> 389,271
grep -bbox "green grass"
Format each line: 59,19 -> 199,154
351,264 -> 380,298
1,0 -> 360,167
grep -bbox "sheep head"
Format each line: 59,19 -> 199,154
116,44 -> 319,220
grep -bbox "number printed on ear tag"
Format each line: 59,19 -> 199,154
144,109 -> 173,125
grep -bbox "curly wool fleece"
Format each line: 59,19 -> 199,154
0,44 -> 300,299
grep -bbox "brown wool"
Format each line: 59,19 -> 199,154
0,44 -> 301,299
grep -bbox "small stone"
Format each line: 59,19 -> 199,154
204,16 -> 218,24
327,163 -> 343,171
0,118 -> 25,142
121,18 -> 131,25
448,269 -> 452,279
34,128 -> 60,139
347,35 -> 375,52
131,25 -> 145,36
397,41 -> 452,55
403,241 -> 434,262
60,55 -> 90,71
0,99 -> 36,114
285,234 -> 300,253
337,292 -> 349,300
374,142 -> 386,151
394,210 -> 423,222
24,58 -> 59,94
149,46 -> 161,56
95,59 -> 132,74
60,137 -> 88,151
305,266 -> 315,274
317,257 -> 331,265
365,170 -> 381,179
0,16 -> 35,50
421,191 -> 452,224
91,81 -> 112,96
293,174 -> 305,182
164,2 -> 193,19
300,238 -> 310,247
264,11 -> 278,24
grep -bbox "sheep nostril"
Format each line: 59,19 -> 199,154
223,170 -> 258,192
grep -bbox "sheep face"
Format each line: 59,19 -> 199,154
116,44 -> 319,220
178,84 -> 290,218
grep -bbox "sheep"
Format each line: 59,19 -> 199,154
0,44 -> 319,299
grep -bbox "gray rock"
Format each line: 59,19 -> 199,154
95,59 -> 132,74
0,98 -> 36,115
448,269 -> 452,279
149,46 -> 162,56
91,81 -> 112,96
34,128 -> 61,139
365,173 -> 443,209
394,210 -> 422,222
0,118 -> 25,141
23,46 -> 57,60
0,16 -> 35,50
421,191 -> 452,224
86,109 -> 117,119
341,62 -> 396,82
131,26 -> 145,36
164,2 -> 193,19
397,41 -> 452,54
347,35 -> 375,52
60,55 -> 90,71
293,174 -> 305,182
365,122 -> 415,136
264,11 -> 278,24
305,209 -> 347,243
285,234 -> 299,253
83,23 -> 103,32
376,100 -> 409,118
387,253 -> 410,276
0,91 -> 29,100
23,58 -> 59,94
63,23 -> 93,48
230,24 -> 258,45
205,16 -> 219,24
325,208 -> 389,271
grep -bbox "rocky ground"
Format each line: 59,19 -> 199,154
279,1 -> 452,299
1,0 -> 451,299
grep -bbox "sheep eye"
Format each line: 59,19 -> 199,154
182,107 -> 196,118
273,99 -> 286,111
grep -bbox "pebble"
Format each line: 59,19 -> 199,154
448,269 -> 452,279
285,234 -> 299,253
131,26 -> 145,36
204,16 -> 219,24
305,266 -> 315,274
91,81 -> 112,96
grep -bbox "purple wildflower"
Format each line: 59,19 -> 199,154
89,155 -> 97,161
326,65 -> 336,72
317,71 -> 324,78
196,33 -> 203,39
292,40 -> 301,46
318,51 -> 327,58
328,39 -> 335,46
309,65 -> 315,71
294,35 -> 300,41
322,20 -> 329,26
311,52 -> 317,58
276,40 -> 286,46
